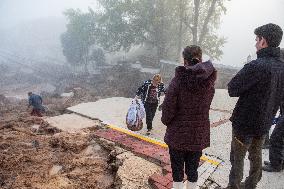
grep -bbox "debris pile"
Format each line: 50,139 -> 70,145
0,123 -> 115,189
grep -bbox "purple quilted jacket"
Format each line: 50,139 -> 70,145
162,61 -> 216,151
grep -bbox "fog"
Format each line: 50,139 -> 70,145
218,0 -> 284,67
1,2 -> 284,188
0,0 -> 95,29
1,0 -> 284,67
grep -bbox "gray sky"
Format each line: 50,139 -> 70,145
0,0 -> 95,29
0,0 -> 284,67
218,0 -> 284,67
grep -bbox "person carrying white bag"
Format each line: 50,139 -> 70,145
135,74 -> 166,135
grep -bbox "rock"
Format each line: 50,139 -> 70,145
60,92 -> 74,98
49,165 -> 63,176
115,155 -> 162,189
93,144 -> 102,152
98,138 -> 115,151
81,145 -> 102,156
43,126 -> 61,134
83,146 -> 95,156
116,152 -> 134,166
114,147 -> 127,155
31,124 -> 40,132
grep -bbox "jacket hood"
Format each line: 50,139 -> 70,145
175,60 -> 215,79
175,60 -> 216,91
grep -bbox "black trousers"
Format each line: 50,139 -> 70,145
269,116 -> 284,167
169,147 -> 202,182
144,102 -> 158,130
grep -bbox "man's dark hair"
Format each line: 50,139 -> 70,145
28,92 -> 32,96
254,23 -> 283,47
182,45 -> 202,65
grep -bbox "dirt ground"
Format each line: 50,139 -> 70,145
0,96 -> 115,189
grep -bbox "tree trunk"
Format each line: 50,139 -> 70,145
83,45 -> 89,75
192,0 -> 200,45
177,0 -> 185,59
156,0 -> 166,61
82,54 -> 88,75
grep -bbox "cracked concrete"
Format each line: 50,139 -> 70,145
44,113 -> 100,132
67,89 -> 233,141
47,89 -> 284,189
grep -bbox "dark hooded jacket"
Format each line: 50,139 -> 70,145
161,61 -> 216,151
228,47 -> 284,137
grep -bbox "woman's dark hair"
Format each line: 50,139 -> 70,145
182,45 -> 202,65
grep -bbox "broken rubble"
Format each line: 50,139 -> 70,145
115,154 -> 162,189
49,165 -> 63,176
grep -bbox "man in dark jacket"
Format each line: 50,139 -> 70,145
227,23 -> 284,189
263,48 -> 284,149
28,92 -> 44,117
162,45 -> 216,189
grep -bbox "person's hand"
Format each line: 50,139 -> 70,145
158,104 -> 162,111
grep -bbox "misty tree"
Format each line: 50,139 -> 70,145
94,0 -> 227,60
61,9 -> 97,73
62,0 -> 227,64
93,0 -> 172,60
182,0 -> 227,60
89,48 -> 106,66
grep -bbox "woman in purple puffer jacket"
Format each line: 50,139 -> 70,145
161,45 -> 217,189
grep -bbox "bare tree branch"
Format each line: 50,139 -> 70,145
182,17 -> 193,31
198,0 -> 218,45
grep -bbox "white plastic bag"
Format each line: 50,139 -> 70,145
127,102 -> 138,126
126,99 -> 145,131
136,99 -> 145,120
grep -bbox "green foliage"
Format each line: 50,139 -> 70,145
95,0 -> 178,59
60,9 -> 97,69
61,0 -> 228,63
94,0 -> 228,60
